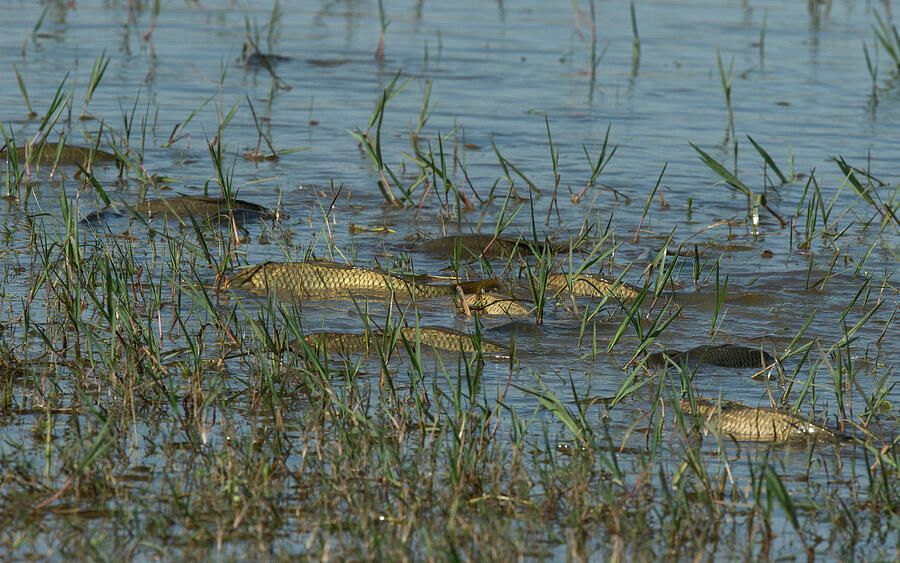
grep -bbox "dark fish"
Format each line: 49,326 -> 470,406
299,326 -> 508,358
646,345 -> 774,369
244,52 -> 291,66
683,399 -> 834,442
1,142 -> 117,166
240,41 -> 291,67
82,196 -> 274,225
415,234 -> 567,259
228,259 -> 497,299
306,58 -> 353,67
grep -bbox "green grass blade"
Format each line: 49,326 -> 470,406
747,135 -> 787,184
689,142 -> 752,196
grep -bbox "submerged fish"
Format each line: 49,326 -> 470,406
83,196 -> 274,225
646,345 -> 774,370
415,234 -> 567,259
228,259 -> 497,299
458,292 -> 532,317
683,399 -> 834,442
545,273 -> 642,301
240,41 -> 291,67
1,142 -> 117,166
243,52 -> 291,66
299,326 -> 508,357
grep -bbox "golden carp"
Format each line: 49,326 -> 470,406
458,292 -> 532,317
228,259 -> 497,299
545,273 -> 642,301
683,399 -> 834,442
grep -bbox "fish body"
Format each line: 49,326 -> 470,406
228,259 -> 496,299
1,142 -> 117,166
301,326 -> 508,357
646,345 -> 774,370
139,196 -> 273,221
415,234 -> 566,259
459,292 -> 532,317
684,399 -> 834,442
83,196 -> 274,225
545,273 -> 642,301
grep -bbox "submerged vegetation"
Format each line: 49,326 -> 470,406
0,0 -> 899,560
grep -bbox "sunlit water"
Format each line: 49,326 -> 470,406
1,0 -> 898,558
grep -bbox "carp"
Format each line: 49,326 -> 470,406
228,259 -> 497,299
683,399 -> 834,442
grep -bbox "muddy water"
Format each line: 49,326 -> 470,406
1,0 -> 899,558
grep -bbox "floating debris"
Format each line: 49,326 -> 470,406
228,259 -> 497,299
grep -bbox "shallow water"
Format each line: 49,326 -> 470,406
1,0 -> 899,559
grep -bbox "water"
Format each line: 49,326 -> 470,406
1,0 -> 898,559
